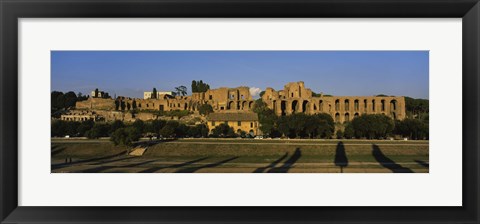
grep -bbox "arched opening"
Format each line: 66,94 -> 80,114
344,99 -> 350,111
335,99 -> 340,111
249,101 -> 254,109
381,100 -> 385,111
391,112 -> 397,120
372,100 -> 376,111
273,100 -> 276,111
345,113 -> 350,122
354,99 -> 359,111
281,101 -> 287,116
390,100 -> 397,111
292,100 -> 298,113
184,103 -> 187,110
319,100 -> 324,111
314,104 -> 317,110
364,99 -> 367,111
249,129 -> 255,136
335,113 -> 340,122
228,101 -> 235,110
354,112 -> 359,118
302,100 -> 308,113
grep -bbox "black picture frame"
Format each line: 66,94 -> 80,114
1,0 -> 479,223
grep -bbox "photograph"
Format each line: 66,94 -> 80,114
50,51 -> 429,173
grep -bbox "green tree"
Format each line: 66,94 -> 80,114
151,120 -> 167,134
191,80 -> 210,93
114,100 -> 120,111
56,94 -> 66,109
86,123 -> 110,139
336,130 -> 344,139
51,120 -> 67,137
175,123 -> 189,137
405,97 -> 429,118
110,127 -> 140,146
394,118 -> 429,140
160,124 -> 176,138
51,91 -> 64,110
351,114 -> 394,139
275,113 -> 334,139
63,91 -> 78,109
109,120 -> 125,135
132,119 -> 145,134
152,88 -> 157,99
344,122 -> 355,139
198,104 -> 214,116
77,120 -> 94,137
187,124 -> 209,138
191,80 -> 198,93
77,92 -> 88,101
174,86 -> 188,96
211,123 -> 235,138
277,116 -> 292,138
65,121 -> 81,136
252,99 -> 278,137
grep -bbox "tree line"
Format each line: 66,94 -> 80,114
404,97 -> 429,118
51,91 -> 88,114
51,119 -> 210,146
253,99 -> 428,140
191,80 -> 210,93
253,100 -> 335,138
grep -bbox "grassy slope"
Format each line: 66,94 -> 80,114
52,139 -> 428,163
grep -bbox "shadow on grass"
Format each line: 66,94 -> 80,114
372,144 -> 413,173
51,139 -> 178,171
414,160 -> 429,168
90,156 -> 136,165
267,148 -> 302,173
175,157 -> 239,173
253,153 -> 289,173
51,150 -> 127,170
80,158 -> 159,173
51,145 -> 66,156
139,157 -> 210,173
334,142 -> 348,173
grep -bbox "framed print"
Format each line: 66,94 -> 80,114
1,0 -> 479,223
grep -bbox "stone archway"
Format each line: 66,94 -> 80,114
292,100 -> 298,113
302,100 -> 308,113
228,101 -> 235,110
390,100 -> 397,111
281,101 -> 287,116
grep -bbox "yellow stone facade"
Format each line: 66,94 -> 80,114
206,112 -> 259,135
75,81 -> 406,123
262,81 -> 406,122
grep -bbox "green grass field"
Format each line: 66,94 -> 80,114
51,139 -> 429,173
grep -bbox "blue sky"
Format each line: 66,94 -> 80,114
51,51 -> 429,99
